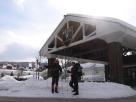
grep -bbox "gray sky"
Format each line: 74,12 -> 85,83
0,0 -> 136,62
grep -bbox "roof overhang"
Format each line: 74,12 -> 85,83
39,14 -> 136,63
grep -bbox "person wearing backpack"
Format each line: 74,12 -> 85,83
77,63 -> 83,81
68,62 -> 80,95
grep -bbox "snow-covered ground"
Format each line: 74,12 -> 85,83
0,69 -> 35,76
0,75 -> 136,99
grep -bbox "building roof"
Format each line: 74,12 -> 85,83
39,14 -> 136,64
66,13 -> 136,32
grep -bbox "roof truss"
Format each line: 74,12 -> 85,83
47,19 -> 96,53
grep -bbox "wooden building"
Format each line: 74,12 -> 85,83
39,14 -> 136,85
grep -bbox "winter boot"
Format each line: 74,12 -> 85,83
73,91 -> 79,95
73,92 -> 79,95
55,86 -> 58,93
52,86 -> 54,93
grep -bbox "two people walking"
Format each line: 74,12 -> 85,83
50,59 -> 82,95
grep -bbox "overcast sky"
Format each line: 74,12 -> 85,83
0,0 -> 136,62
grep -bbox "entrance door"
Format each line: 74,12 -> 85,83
124,67 -> 136,86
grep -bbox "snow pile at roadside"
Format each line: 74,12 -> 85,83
0,76 -> 135,98
21,75 -> 34,79
1,75 -> 18,82
0,75 -> 19,92
20,75 -> 44,80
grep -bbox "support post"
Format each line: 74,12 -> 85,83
105,65 -> 110,82
108,42 -> 123,83
48,58 -> 56,77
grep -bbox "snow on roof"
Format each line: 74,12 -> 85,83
40,13 -> 136,57
66,13 -> 136,32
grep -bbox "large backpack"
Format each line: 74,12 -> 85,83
78,66 -> 83,76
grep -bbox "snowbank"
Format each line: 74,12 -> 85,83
21,75 -> 34,79
0,76 -> 135,98
79,82 -> 136,98
1,75 -> 18,82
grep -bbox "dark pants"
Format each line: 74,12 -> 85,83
69,76 -> 79,94
69,80 -> 74,89
52,75 -> 59,93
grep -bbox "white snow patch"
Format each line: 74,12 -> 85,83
81,63 -> 104,69
0,76 -> 135,98
1,75 -> 18,82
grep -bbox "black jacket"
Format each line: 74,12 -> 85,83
71,63 -> 79,79
51,63 -> 62,77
